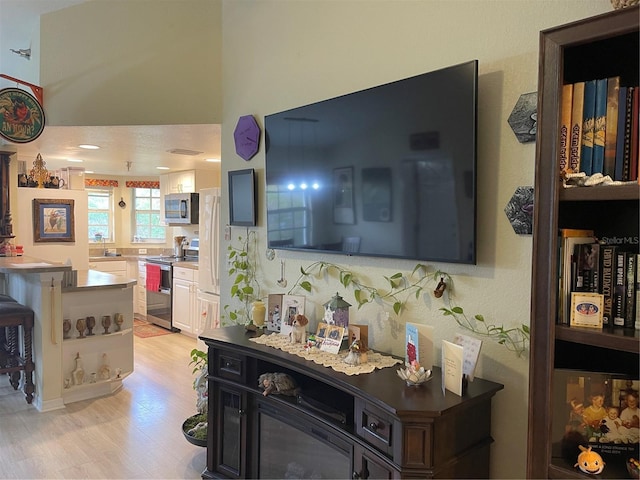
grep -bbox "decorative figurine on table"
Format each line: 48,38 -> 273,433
343,339 -> 368,366
574,445 -> 605,475
258,372 -> 299,397
289,314 -> 309,344
323,293 -> 351,328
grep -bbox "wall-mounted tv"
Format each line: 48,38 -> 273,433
228,168 -> 257,226
265,60 -> 478,264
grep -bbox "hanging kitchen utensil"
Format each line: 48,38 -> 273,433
118,197 -> 126,208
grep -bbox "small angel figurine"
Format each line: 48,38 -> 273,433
323,305 -> 335,325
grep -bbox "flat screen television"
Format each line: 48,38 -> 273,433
264,60 -> 478,264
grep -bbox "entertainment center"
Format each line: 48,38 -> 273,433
201,326 -> 503,479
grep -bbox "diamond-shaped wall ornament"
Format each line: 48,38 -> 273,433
508,92 -> 537,143
234,115 -> 261,161
505,186 -> 534,235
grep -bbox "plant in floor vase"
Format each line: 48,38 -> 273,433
182,348 -> 208,447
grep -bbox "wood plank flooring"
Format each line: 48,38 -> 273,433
0,332 -> 205,479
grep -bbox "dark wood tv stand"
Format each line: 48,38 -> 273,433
200,326 -> 503,479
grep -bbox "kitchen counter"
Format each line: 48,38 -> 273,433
0,255 -> 71,274
63,269 -> 136,292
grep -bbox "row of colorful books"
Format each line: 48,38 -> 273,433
558,77 -> 639,181
558,228 -> 639,329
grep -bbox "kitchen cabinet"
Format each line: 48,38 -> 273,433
135,260 -> 147,317
89,260 -> 127,277
172,266 -> 198,335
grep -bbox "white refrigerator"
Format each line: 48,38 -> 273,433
197,188 -> 221,350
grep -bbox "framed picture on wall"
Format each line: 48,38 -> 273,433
33,198 -> 75,242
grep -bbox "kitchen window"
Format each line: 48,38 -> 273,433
132,187 -> 165,242
88,188 -> 114,242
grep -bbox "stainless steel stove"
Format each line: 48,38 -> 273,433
144,254 -> 198,331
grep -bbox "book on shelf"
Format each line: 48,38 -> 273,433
614,86 -> 629,181
621,86 -> 635,182
630,86 -> 639,182
599,244 -> 616,327
613,250 -> 628,328
603,76 -> 620,178
625,252 -> 637,329
569,81 -> 585,174
580,79 -> 597,176
636,253 -> 640,330
573,243 -> 600,293
592,78 -> 608,174
559,83 -> 574,174
558,229 -> 596,325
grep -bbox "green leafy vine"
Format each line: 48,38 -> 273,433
287,261 -> 529,356
222,231 -> 260,325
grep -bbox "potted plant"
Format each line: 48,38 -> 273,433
182,348 -> 208,447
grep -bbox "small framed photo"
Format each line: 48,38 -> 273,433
570,292 -> 604,328
267,294 -> 283,332
321,325 -> 345,354
33,198 -> 75,242
281,295 -> 305,337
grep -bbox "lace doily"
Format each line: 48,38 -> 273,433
249,333 -> 402,375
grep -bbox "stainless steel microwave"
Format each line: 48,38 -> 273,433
164,193 -> 199,225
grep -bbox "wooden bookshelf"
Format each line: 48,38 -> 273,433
527,7 -> 640,479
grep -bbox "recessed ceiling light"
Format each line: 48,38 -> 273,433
156,166 -> 170,170
67,158 -> 84,163
205,158 -> 220,163
78,144 -> 100,150
85,170 -> 94,174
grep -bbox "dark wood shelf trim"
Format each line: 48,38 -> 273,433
559,183 -> 640,202
555,324 -> 640,353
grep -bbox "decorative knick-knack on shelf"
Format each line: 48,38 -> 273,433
98,353 -> 111,380
72,352 -> 85,386
63,318 -> 71,339
101,315 -> 111,334
86,316 -> 96,336
76,318 -> 86,339
114,313 -> 124,332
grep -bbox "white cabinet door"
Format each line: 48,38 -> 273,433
172,278 -> 193,334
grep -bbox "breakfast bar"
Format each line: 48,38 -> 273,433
0,256 -> 135,411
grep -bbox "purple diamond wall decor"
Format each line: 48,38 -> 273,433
505,186 -> 534,235
508,92 -> 537,144
234,115 -> 261,161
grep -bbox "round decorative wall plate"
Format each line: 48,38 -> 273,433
234,115 -> 261,161
0,87 -> 45,143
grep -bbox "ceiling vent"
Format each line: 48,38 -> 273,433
166,148 -> 203,156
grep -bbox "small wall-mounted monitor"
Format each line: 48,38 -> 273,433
228,168 -> 257,226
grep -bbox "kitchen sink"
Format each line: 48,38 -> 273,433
103,252 -> 122,257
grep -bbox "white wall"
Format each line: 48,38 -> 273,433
219,1 -> 612,478
39,0 -> 222,126
16,186 -> 89,270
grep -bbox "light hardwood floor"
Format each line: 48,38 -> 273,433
0,332 -> 206,479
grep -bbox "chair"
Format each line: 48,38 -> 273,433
0,301 -> 35,404
342,236 -> 361,253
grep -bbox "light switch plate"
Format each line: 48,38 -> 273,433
224,225 -> 231,241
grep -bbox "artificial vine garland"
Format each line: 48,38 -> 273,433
223,233 -> 529,357
287,261 -> 530,357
